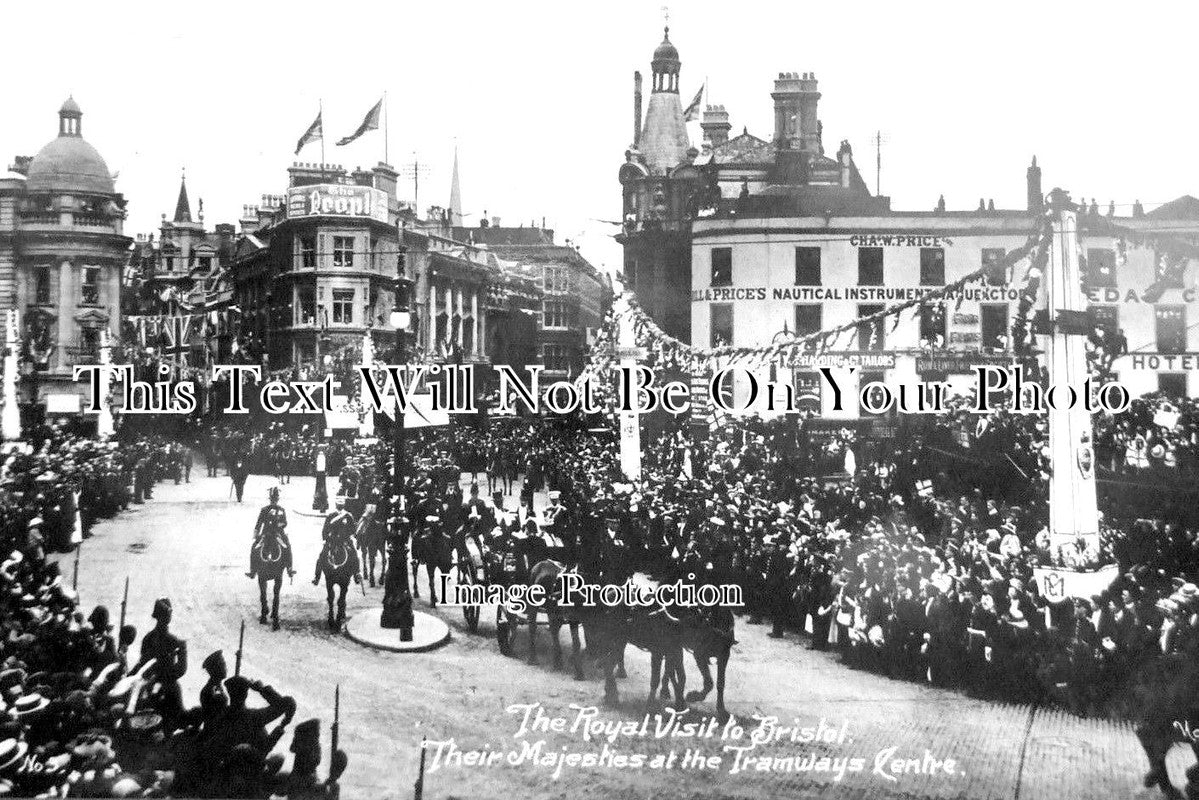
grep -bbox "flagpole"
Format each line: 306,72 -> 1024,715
319,98 -> 326,179
384,91 -> 389,165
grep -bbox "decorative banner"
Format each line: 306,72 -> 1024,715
1032,564 -> 1120,603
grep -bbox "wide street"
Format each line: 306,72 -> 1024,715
56,465 -> 1179,800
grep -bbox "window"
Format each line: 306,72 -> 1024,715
793,371 -> 820,414
1086,248 -> 1116,288
920,304 -> 947,346
544,301 -> 567,329
711,303 -> 733,347
332,236 -> 354,268
982,248 -> 1006,286
299,236 -> 317,269
711,248 -> 732,287
332,288 -> 354,324
542,343 -> 568,372
859,371 -> 888,416
198,256 -> 211,273
857,304 -> 884,351
545,266 -> 569,293
794,305 -> 822,351
858,247 -> 883,285
1155,249 -> 1186,288
1090,305 -> 1118,336
1156,305 -> 1186,354
34,267 -> 50,305
920,248 -> 945,285
795,247 -> 821,285
79,327 -> 99,358
980,304 -> 1009,351
164,257 -> 174,272
81,266 -> 100,305
1159,373 -> 1187,397
297,286 -> 316,325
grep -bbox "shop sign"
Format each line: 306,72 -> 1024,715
287,184 -> 388,223
789,351 -> 896,369
693,286 -> 1019,302
916,353 -> 1013,374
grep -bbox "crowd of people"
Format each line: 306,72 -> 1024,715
0,427 -> 344,797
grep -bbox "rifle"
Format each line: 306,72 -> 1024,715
234,619 -> 245,677
414,737 -> 426,800
117,577 -> 129,656
329,684 -> 340,783
72,544 -> 81,591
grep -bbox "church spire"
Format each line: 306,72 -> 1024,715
173,170 -> 192,223
449,145 -> 462,227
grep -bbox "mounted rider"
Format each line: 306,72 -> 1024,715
313,499 -> 361,585
247,486 -> 294,579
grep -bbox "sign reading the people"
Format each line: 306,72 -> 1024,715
287,184 -> 388,223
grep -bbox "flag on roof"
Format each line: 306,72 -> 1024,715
683,83 -> 705,122
295,110 -> 323,155
336,98 -> 382,146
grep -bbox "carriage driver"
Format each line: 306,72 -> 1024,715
247,486 -> 294,579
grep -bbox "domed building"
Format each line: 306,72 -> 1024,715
0,97 -> 129,427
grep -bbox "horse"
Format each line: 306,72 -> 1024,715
523,560 -> 587,680
1133,650 -> 1199,798
677,608 -> 736,721
411,516 -> 454,607
356,503 -> 387,588
586,605 -> 688,713
251,529 -> 289,631
316,534 -> 359,632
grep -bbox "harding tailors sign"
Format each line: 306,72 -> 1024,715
691,286 -> 1020,302
287,184 -> 389,223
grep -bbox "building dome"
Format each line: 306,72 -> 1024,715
652,27 -> 679,68
25,98 -> 115,195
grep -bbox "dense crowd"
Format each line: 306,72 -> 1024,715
0,429 -> 344,797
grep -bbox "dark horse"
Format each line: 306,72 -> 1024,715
587,604 -> 688,713
521,560 -> 586,680
315,535 -> 360,632
1134,651 -> 1199,798
356,503 -> 387,588
411,516 -> 453,607
252,529 -> 289,631
678,609 -> 736,721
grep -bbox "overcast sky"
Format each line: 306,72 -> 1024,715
4,0 -> 1196,273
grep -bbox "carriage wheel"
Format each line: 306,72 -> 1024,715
458,563 -> 480,633
496,605 -> 513,656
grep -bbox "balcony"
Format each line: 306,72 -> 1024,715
64,343 -> 100,364
18,211 -> 59,225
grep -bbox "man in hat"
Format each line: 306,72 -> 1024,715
85,605 -> 119,672
461,482 -> 487,527
248,487 -> 294,579
135,598 -> 188,728
203,675 -> 296,773
199,650 -> 229,724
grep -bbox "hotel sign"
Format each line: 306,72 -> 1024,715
1123,353 -> 1199,371
287,184 -> 388,223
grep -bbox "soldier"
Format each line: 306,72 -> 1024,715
230,457 -> 250,503
461,482 -> 488,526
199,650 -> 230,724
135,598 -> 188,729
248,487 -> 294,579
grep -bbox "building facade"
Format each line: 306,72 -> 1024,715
125,174 -> 237,374
453,221 -> 611,381
0,98 -> 130,424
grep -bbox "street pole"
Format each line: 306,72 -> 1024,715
381,245 -> 414,640
1,310 -> 20,442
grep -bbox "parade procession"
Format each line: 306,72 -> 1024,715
4,2 -> 1199,799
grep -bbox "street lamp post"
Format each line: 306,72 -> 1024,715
381,245 -> 415,639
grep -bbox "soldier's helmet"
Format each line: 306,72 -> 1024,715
268,486 -> 281,502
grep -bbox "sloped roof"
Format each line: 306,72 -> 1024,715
639,91 -> 690,175
1147,195 -> 1199,220
708,131 -> 773,165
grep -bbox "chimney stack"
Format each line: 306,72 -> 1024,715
1026,156 -> 1043,213
633,71 -> 643,147
701,105 -> 731,148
